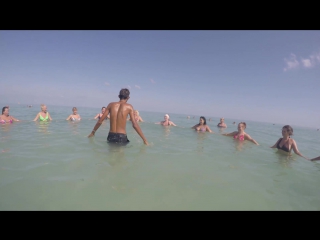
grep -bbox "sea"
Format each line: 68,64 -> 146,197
0,104 -> 319,210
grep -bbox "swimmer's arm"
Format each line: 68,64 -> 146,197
191,124 -> 198,129
94,114 -> 99,119
33,113 -> 39,121
222,131 -> 236,136
155,122 -> 161,124
48,113 -> 52,121
206,126 -> 213,133
170,121 -> 177,126
11,116 -> 19,121
139,116 -> 144,122
245,134 -> 259,145
311,156 -> 320,161
66,115 -> 71,120
270,138 -> 281,148
130,109 -> 148,145
291,140 -> 309,160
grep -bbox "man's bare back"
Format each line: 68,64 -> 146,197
88,88 -> 148,145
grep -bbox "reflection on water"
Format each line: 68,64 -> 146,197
162,126 -> 171,139
35,121 -> 50,134
68,121 -> 80,135
218,127 -> 227,134
196,131 -> 208,154
274,150 -> 296,168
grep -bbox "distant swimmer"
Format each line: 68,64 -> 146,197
208,118 -> 212,121
88,88 -> 148,145
0,106 -> 19,123
127,110 -> 144,122
187,116 -> 190,119
217,117 -> 227,128
33,104 -> 52,122
155,114 -> 177,126
191,116 -> 213,133
66,107 -> 81,121
222,122 -> 259,145
270,125 -> 309,160
233,122 -> 236,125
94,107 -> 109,120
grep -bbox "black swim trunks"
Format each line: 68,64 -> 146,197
107,132 -> 130,144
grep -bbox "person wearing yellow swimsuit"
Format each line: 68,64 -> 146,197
33,104 -> 52,122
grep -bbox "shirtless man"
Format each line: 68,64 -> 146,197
88,88 -> 148,145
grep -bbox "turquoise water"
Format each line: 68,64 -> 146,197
1,104 -> 320,210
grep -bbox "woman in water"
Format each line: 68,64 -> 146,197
0,106 -> 19,123
94,106 -> 109,120
155,114 -> 177,126
222,122 -> 259,145
191,116 -> 213,133
33,104 -> 52,122
66,107 -> 81,121
128,110 -> 144,122
217,117 -> 227,128
270,125 -> 309,160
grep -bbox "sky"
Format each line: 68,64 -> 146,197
0,30 -> 319,128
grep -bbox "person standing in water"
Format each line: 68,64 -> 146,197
0,106 -> 19,123
191,116 -> 213,133
66,107 -> 81,121
155,114 -> 177,126
88,88 -> 148,145
33,104 -> 52,122
217,117 -> 227,128
270,125 -> 309,160
222,122 -> 259,145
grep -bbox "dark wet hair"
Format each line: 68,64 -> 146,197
119,88 -> 130,100
239,122 -> 246,129
101,106 -> 106,110
2,106 -> 8,114
282,125 -> 293,136
200,116 -> 207,125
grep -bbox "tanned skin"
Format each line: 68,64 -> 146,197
88,96 -> 148,145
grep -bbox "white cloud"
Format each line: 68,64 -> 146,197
127,85 -> 131,89
283,54 -> 299,72
301,58 -> 313,68
150,78 -> 156,84
135,85 -> 141,89
284,51 -> 320,71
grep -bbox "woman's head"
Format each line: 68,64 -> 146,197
134,110 -> 139,116
164,114 -> 170,120
220,117 -> 225,123
2,106 -> 9,115
41,104 -> 47,112
282,125 -> 293,136
72,107 -> 77,113
199,116 -> 206,125
238,122 -> 246,131
101,107 -> 106,113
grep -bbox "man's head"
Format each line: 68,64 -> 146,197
119,88 -> 130,100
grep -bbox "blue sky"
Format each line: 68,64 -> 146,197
1,30 -> 319,128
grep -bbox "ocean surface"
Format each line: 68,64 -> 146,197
1,104 -> 320,210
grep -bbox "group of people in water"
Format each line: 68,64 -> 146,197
1,88 -> 320,161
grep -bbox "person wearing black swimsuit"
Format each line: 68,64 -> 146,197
270,125 -> 309,160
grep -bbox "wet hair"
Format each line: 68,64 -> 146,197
72,107 -> 77,111
119,88 -> 130,100
200,116 -> 207,125
238,122 -> 247,129
40,104 -> 46,110
282,125 -> 293,136
134,110 -> 139,116
2,106 -> 8,114
165,114 -> 170,120
101,106 -> 106,110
